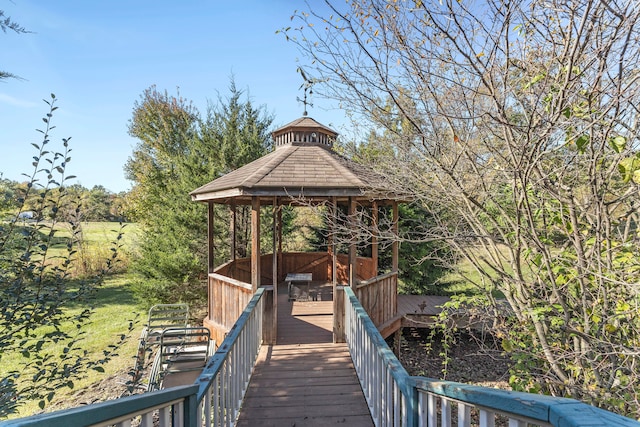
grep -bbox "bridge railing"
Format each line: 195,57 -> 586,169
1,288 -> 265,427
0,384 -> 199,427
343,286 -> 639,427
195,287 -> 264,426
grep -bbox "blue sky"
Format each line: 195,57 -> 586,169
1,1 -> 345,193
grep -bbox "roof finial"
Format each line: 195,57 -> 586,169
297,67 -> 314,117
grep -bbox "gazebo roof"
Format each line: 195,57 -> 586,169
190,116 -> 401,205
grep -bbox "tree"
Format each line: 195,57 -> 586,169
125,82 -> 273,307
0,96 -> 124,417
1,9 -> 28,81
286,0 -> 640,416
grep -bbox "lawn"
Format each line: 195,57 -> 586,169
0,222 -> 147,418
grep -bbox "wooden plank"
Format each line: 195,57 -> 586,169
236,288 -> 374,427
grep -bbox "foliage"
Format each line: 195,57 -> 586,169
287,0 -> 640,417
0,179 -> 127,223
0,8 -> 28,81
125,81 -> 273,307
0,96 -> 126,417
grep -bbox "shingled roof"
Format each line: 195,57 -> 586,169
190,116 -> 398,204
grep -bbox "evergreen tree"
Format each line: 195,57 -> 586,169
125,82 -> 273,307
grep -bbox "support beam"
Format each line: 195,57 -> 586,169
277,202 -> 283,283
372,201 -> 379,277
331,197 -> 343,343
207,202 -> 215,273
270,197 -> 278,343
230,200 -> 237,260
348,197 -> 357,286
272,197 -> 278,288
251,197 -> 261,292
392,200 -> 399,273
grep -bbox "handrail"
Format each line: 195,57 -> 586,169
344,286 -> 415,426
6,285 -> 639,427
355,271 -> 397,289
0,384 -> 199,427
208,272 -> 254,291
342,286 -> 640,427
2,288 -> 265,427
195,287 -> 264,426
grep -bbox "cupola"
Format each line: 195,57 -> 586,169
272,116 -> 338,150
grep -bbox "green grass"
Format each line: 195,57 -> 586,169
1,274 -> 146,418
1,221 -> 146,418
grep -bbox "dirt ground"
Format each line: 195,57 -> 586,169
394,327 -> 513,389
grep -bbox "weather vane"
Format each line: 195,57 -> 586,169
297,67 -> 314,116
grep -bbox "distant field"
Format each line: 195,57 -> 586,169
1,222 -> 146,418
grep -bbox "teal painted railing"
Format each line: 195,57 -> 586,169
343,286 -> 640,427
2,287 -> 265,427
0,384 -> 199,427
4,285 -> 640,426
194,287 -> 264,426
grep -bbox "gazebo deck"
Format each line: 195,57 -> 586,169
236,285 -> 374,426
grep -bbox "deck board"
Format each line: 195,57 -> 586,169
236,284 -> 374,426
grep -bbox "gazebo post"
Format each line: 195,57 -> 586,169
348,197 -> 358,286
271,197 -> 278,342
392,201 -> 399,274
372,201 -> 379,277
332,197 -> 345,343
330,197 -> 337,286
277,203 -> 283,283
230,200 -> 236,260
207,202 -> 215,274
251,196 -> 261,292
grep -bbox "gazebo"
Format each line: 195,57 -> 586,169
190,116 -> 403,344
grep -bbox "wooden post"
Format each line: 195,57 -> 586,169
207,202 -> 215,274
331,197 -> 337,285
251,197 -> 261,292
392,201 -> 399,318
262,286 -> 276,344
333,285 -> 345,343
230,200 -> 236,260
372,201 -> 379,277
207,202 -> 215,328
271,197 -> 278,342
277,203 -> 283,283
392,201 -> 399,273
348,197 -> 357,286
393,328 -> 402,357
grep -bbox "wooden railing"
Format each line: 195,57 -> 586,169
206,272 -> 254,344
215,251 -> 377,286
355,271 -> 397,329
343,286 -> 639,427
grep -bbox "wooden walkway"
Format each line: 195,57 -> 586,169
236,284 -> 374,426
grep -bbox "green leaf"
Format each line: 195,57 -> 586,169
609,135 -> 626,153
618,156 -> 640,183
575,134 -> 589,153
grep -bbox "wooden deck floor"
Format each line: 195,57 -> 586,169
236,284 -> 374,426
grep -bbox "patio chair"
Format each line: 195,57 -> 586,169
130,303 -> 190,387
147,326 -> 215,391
